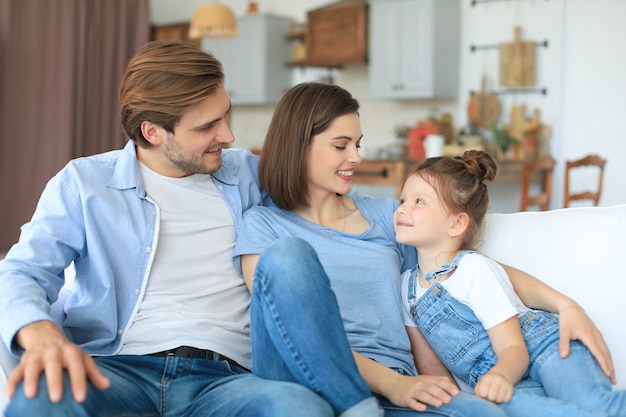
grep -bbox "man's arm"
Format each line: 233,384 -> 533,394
7,320 -> 109,403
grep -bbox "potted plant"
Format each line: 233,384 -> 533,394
492,125 -> 519,159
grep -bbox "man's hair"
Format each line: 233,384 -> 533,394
259,82 -> 360,210
119,40 -> 224,148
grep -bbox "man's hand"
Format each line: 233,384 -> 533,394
6,320 -> 110,403
384,374 -> 460,412
558,306 -> 616,384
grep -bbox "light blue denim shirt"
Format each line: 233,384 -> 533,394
0,141 -> 269,356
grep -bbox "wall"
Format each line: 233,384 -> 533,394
149,0 -> 626,212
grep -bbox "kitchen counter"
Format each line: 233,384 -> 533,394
353,158 -> 542,199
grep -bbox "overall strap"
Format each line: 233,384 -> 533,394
408,250 -> 475,316
424,250 -> 475,282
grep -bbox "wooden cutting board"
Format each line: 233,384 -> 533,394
499,26 -> 535,87
467,75 -> 500,128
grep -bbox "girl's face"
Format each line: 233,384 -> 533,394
306,113 -> 363,197
394,174 -> 454,249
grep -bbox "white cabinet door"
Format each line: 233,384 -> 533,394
369,0 -> 459,100
203,15 -> 291,105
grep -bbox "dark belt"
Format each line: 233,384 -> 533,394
148,346 -> 246,370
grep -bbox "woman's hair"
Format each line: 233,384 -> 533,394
259,82 -> 360,210
412,150 -> 497,250
119,40 -> 224,148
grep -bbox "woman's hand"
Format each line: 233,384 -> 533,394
385,373 -> 459,412
353,349 -> 459,412
558,305 -> 616,384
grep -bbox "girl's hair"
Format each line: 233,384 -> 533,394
259,82 -> 360,210
413,150 -> 497,249
119,40 -> 224,148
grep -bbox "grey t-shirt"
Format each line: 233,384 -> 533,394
234,193 -> 418,374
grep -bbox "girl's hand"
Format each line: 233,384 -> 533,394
474,371 -> 514,403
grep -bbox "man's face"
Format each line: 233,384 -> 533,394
143,84 -> 234,177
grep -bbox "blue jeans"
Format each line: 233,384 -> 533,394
251,238 -> 508,417
6,355 -> 332,417
409,262 -> 626,417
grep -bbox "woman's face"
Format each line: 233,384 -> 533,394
306,113 -> 363,197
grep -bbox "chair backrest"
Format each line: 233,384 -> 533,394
563,154 -> 607,207
519,155 -> 556,211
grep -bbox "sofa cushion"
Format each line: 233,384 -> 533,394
482,204 -> 626,388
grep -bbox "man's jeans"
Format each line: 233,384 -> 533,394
6,355 -> 333,417
251,237 -> 508,417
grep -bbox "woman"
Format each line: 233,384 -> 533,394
234,82 -> 614,416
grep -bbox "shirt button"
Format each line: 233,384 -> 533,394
151,210 -> 157,216
134,288 -> 140,295
146,247 -> 152,253
117,329 -> 123,335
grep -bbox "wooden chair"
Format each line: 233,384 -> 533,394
563,154 -> 607,207
519,155 -> 556,211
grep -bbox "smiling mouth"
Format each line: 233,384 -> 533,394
337,169 -> 354,179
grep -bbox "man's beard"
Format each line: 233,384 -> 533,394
163,134 -> 220,175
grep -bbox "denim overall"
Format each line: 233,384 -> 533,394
407,251 -> 626,417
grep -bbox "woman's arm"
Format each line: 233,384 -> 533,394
477,317 -> 529,403
502,263 -> 616,384
406,326 -> 455,379
352,350 -> 458,412
240,254 -> 260,292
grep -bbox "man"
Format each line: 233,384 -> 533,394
0,41 -> 380,417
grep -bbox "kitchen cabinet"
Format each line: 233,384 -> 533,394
151,23 -> 199,46
202,14 -> 291,105
369,0 -> 460,100
305,0 -> 368,68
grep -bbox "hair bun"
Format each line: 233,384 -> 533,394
462,150 -> 497,182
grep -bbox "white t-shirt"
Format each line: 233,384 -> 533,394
119,164 -> 251,368
402,252 -> 530,331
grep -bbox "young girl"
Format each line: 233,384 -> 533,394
395,150 -> 626,417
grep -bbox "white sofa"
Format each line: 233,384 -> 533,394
1,204 -> 625,411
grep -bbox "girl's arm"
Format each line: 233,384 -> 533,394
502,264 -> 616,384
476,317 -> 529,403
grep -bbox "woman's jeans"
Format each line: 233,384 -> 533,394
410,279 -> 626,417
251,237 -> 510,417
6,355 -> 333,417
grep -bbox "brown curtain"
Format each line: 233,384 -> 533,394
0,0 -> 150,251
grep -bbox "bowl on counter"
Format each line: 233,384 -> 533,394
360,146 -> 383,160
385,146 -> 404,161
